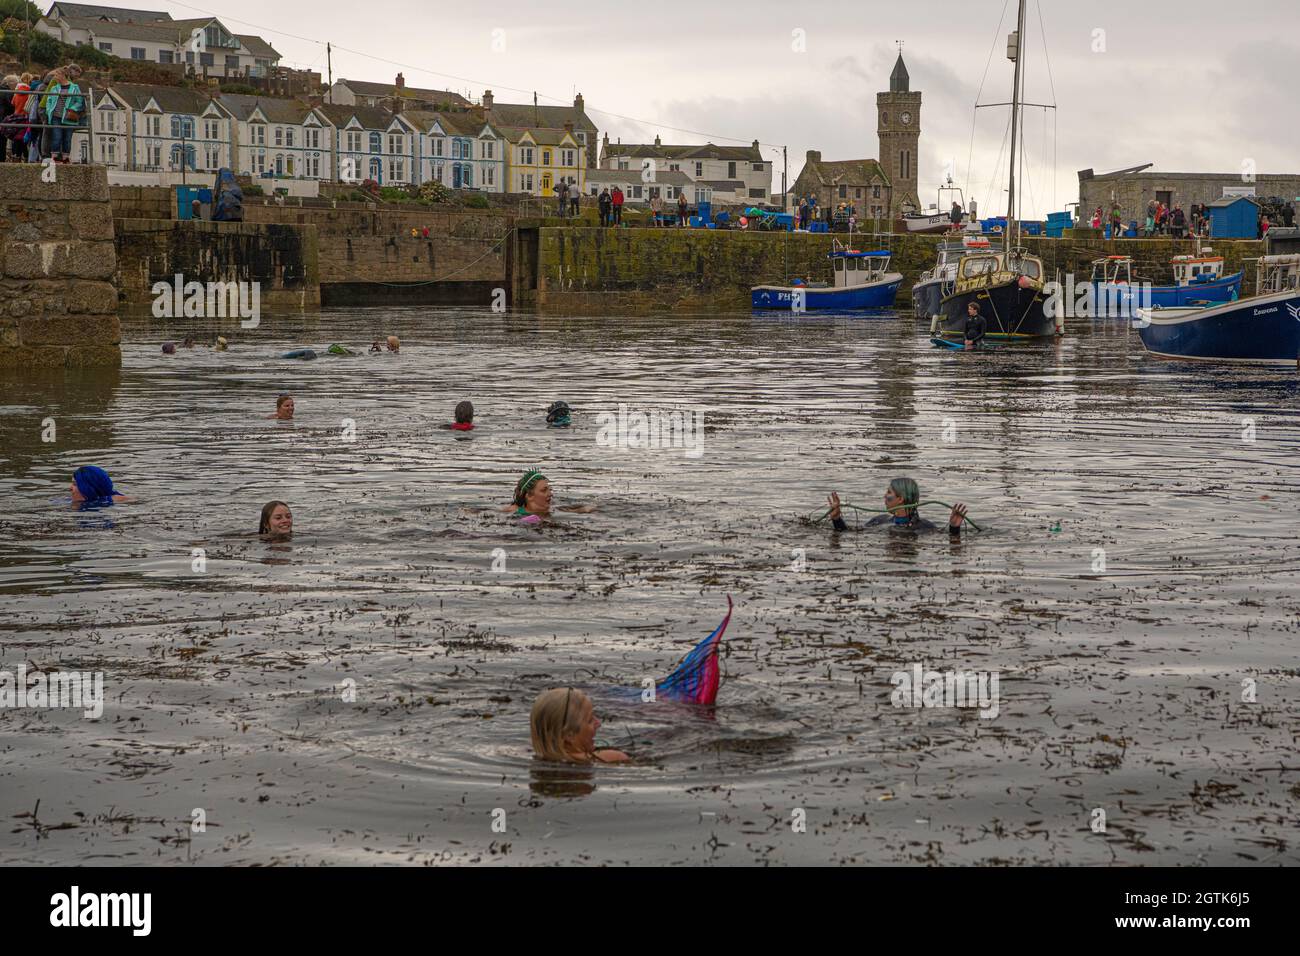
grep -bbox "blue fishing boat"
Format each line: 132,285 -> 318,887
1135,255 -> 1300,363
1089,252 -> 1243,318
751,247 -> 902,311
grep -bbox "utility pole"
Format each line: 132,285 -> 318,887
326,42 -> 332,103
782,145 -> 787,212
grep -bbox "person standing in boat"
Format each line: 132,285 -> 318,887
963,301 -> 988,351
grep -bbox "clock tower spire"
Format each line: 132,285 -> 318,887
877,42 -> 922,219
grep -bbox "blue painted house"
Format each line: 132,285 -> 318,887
1205,196 -> 1260,239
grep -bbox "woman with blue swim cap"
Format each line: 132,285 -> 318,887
68,466 -> 131,506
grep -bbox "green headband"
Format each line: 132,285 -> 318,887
515,469 -> 547,503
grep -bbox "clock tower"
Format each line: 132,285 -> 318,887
877,46 -> 921,219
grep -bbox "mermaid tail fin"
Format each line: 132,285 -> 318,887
655,595 -> 732,705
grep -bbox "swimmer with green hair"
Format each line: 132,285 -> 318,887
826,477 -> 968,534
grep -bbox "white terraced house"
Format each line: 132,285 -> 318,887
38,6 -> 281,79
219,94 -> 332,180
600,134 -> 773,205
75,83 -> 234,172
405,110 -> 507,191
318,104 -> 419,186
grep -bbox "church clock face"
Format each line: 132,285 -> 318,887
900,111 -> 912,126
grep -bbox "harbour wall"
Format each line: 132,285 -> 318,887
528,227 -> 1265,314
0,165 -> 120,368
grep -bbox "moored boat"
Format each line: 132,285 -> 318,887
936,247 -> 1055,339
1134,255 -> 1300,363
912,234 -> 991,320
1091,250 -> 1244,318
751,247 -> 902,311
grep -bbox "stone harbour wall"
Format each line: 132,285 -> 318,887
0,165 -> 120,368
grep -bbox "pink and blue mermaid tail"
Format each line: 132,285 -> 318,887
647,595 -> 732,705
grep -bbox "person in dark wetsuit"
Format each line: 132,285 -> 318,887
963,301 -> 988,350
825,477 -> 967,535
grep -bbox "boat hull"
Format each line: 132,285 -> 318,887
1089,271 -> 1244,318
902,214 -> 954,234
937,280 -> 1056,338
1136,290 -> 1300,364
751,274 -> 902,310
911,276 -> 949,319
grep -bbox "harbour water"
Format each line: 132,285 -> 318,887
1,308 -> 1297,865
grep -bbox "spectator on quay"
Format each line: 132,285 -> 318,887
611,185 -> 624,225
799,195 -> 809,229
555,178 -> 569,218
650,193 -> 663,227
1171,205 -> 1185,239
27,73 -> 49,162
569,180 -> 580,217
1258,214 -> 1270,240
0,75 -> 16,163
1090,205 -> 1103,229
1144,206 -> 1155,238
676,189 -> 689,227
809,194 -> 818,223
1284,203 -> 1295,228
1156,201 -> 1168,235
1109,202 -> 1123,240
598,188 -> 611,227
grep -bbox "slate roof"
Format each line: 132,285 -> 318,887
217,93 -> 314,124
110,82 -> 225,114
339,79 -> 469,107
799,157 -> 890,187
587,167 -> 691,186
604,141 -> 761,162
49,3 -> 170,21
317,103 -> 408,131
486,101 -> 596,134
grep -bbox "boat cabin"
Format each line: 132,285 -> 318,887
829,249 -> 892,288
1090,256 -> 1132,285
952,248 -> 1044,293
1171,252 -> 1225,287
1257,254 -> 1300,295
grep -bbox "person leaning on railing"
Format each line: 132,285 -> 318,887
0,75 -> 16,164
45,64 -> 85,164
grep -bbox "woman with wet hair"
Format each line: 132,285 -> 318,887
826,477 -> 967,534
503,468 -> 595,518
258,501 -> 292,536
268,394 -> 294,420
530,688 -> 629,764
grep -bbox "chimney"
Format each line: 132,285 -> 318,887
564,120 -> 574,134
395,72 -> 405,89
574,92 -> 584,112
806,149 -> 822,164
752,139 -> 759,151
482,89 -> 493,111
654,134 -> 661,147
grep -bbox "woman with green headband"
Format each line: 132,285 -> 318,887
503,468 -> 596,518
826,477 -> 967,534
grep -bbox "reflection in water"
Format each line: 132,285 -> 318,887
0,308 -> 1298,866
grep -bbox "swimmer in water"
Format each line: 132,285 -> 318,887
258,500 -> 293,536
546,401 -> 572,428
369,339 -> 383,353
826,477 -> 967,534
69,465 -> 131,506
214,336 -> 228,351
162,342 -> 176,355
386,335 -> 400,353
964,301 -> 988,350
182,337 -> 196,349
503,468 -> 596,517
269,394 -> 294,420
443,400 -> 474,431
530,687 -> 630,764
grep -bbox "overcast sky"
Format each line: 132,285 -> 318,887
153,0 -> 1296,216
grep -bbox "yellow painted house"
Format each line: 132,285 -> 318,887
502,125 -> 585,197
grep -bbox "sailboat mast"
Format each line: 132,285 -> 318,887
1006,0 -> 1027,251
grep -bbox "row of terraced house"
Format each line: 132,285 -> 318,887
40,4 -> 774,203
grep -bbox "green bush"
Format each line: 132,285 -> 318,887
464,194 -> 489,209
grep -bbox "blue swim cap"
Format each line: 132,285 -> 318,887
73,465 -> 116,503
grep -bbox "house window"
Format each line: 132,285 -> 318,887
434,138 -> 444,157
99,42 -> 112,52
225,55 -> 239,70
199,52 -> 214,67
648,186 -> 660,199
146,115 -> 161,136
856,188 -> 862,198
131,47 -> 145,60
617,160 -> 628,171
522,173 -> 533,191
158,50 -> 172,63
542,149 -> 551,166
388,133 -> 402,154
753,162 -> 764,172
561,149 -> 575,166
749,188 -> 766,198
631,185 -> 642,199
872,185 -> 881,199
483,141 -> 493,159
306,128 -> 320,148
205,119 -> 219,139
369,132 -> 381,153
170,116 -> 194,138
728,161 -> 736,177
346,131 -> 361,152
274,127 -> 283,146
695,162 -> 703,177
186,52 -> 194,65
669,163 -> 679,172
521,147 -> 534,165
285,128 -> 294,147
839,185 -> 846,198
